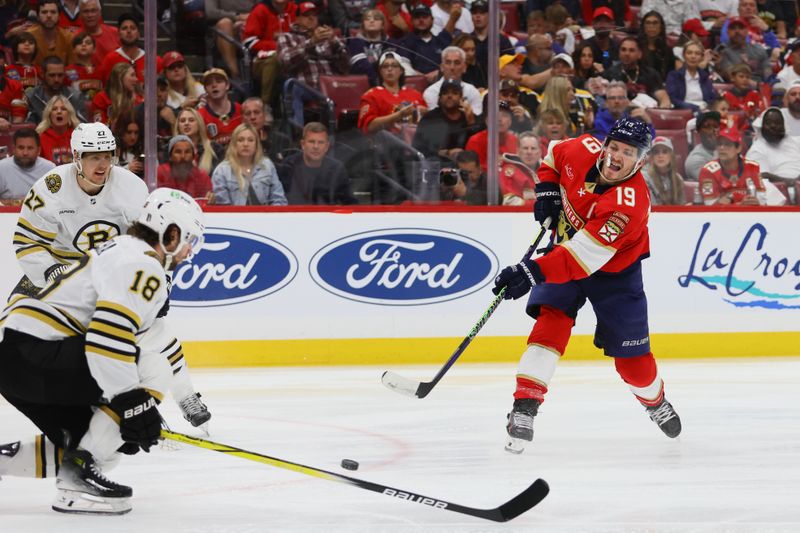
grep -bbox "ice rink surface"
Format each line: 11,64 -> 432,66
2,358 -> 799,533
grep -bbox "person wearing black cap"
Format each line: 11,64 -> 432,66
499,79 -> 534,134
413,78 -> 479,161
470,0 -> 514,76
685,110 -> 720,180
393,3 -> 453,81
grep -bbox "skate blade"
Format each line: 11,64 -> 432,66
504,436 -> 528,454
52,489 -> 131,515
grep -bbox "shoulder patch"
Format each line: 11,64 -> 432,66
703,160 -> 721,172
44,173 -> 62,193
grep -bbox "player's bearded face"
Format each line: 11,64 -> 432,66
599,140 -> 640,184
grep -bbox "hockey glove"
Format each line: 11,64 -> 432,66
44,263 -> 69,283
533,182 -> 562,225
492,259 -> 544,300
109,389 -> 162,452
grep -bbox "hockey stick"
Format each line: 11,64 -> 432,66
381,218 -> 553,399
161,429 -> 549,522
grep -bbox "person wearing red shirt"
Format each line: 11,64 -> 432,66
0,72 -> 28,130
358,51 -> 427,134
58,0 -> 83,33
35,94 -> 79,165
79,0 -> 120,66
699,127 -> 765,205
91,62 -> 142,126
157,135 -> 213,200
198,68 -> 243,147
242,0 -> 297,54
5,32 -> 41,92
97,13 -> 162,83
493,118 -> 681,454
465,101 -> 518,171
66,31 -> 103,102
722,63 -> 767,122
499,131 -> 541,206
376,0 -> 412,38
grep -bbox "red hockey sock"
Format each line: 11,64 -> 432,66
514,376 -> 548,401
615,353 -> 664,406
526,305 -> 572,355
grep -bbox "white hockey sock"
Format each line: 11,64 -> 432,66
78,408 -> 125,463
0,434 -> 60,478
630,374 -> 665,406
516,344 -> 560,390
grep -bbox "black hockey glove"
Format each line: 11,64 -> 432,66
109,389 -> 162,452
44,263 -> 69,283
156,274 -> 172,319
533,182 -> 562,225
492,259 -> 544,300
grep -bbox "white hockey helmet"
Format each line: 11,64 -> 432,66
137,188 -> 205,267
71,122 -> 117,155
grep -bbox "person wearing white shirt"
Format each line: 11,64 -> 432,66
781,81 -> 800,137
431,0 -> 473,36
776,42 -> 800,89
747,107 -> 800,183
423,46 -> 483,115
0,128 -> 56,202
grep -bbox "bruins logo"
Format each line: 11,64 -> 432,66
72,220 -> 121,253
45,174 -> 62,193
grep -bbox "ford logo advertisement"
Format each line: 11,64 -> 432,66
171,228 -> 298,307
310,229 -> 499,305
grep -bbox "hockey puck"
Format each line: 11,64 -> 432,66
341,459 -> 359,471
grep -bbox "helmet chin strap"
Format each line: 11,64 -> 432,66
75,152 -> 110,189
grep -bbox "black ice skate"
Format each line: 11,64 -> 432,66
0,441 -> 21,480
505,399 -> 540,454
179,392 -> 211,428
645,397 -> 682,438
52,448 -> 132,515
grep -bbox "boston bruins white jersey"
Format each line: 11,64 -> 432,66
14,164 -> 148,287
0,236 -> 168,399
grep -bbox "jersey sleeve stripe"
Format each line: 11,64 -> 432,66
96,301 -> 141,330
13,233 -> 53,248
14,244 -> 49,259
9,306 -> 83,337
17,218 -> 56,241
561,230 -> 616,275
88,321 -> 136,345
85,341 -> 137,363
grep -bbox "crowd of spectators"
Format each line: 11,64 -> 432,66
1,0 -> 800,207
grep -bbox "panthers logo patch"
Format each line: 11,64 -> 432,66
45,174 -> 62,193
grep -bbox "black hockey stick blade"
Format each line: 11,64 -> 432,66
162,429 -> 549,522
381,219 -> 552,399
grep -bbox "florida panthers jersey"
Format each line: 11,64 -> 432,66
698,156 -> 765,205
0,236 -> 167,399
14,164 -> 148,287
535,134 -> 651,284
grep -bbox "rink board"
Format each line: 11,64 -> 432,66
0,208 -> 798,365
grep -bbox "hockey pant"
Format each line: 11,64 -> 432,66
514,306 -> 663,405
0,329 -> 171,478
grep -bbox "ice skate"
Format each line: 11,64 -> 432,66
645,397 -> 682,438
179,392 -> 211,429
52,448 -> 132,515
505,399 -> 540,454
0,441 -> 21,480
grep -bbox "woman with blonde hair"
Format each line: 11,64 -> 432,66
163,51 -> 205,108
211,124 -> 287,205
538,75 -> 593,135
36,95 -> 81,165
643,136 -> 686,205
91,62 -> 142,126
173,107 -> 224,175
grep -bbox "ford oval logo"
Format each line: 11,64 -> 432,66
310,228 -> 498,305
171,227 -> 298,307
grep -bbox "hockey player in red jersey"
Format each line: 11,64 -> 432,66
493,117 -> 681,453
